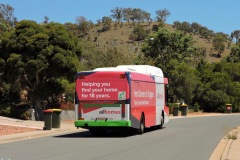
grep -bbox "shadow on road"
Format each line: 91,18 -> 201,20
54,130 -> 136,138
54,127 -> 164,138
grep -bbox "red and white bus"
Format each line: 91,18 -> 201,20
74,65 -> 169,135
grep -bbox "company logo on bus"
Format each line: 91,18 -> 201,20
99,109 -> 121,114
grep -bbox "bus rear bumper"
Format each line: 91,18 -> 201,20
74,120 -> 131,128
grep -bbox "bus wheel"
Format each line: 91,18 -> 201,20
157,114 -> 164,129
138,116 -> 145,134
159,114 -> 164,129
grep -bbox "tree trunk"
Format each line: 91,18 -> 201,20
33,98 -> 44,121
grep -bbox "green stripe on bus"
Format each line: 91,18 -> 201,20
75,120 -> 131,127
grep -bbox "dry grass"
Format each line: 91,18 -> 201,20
85,22 -> 231,63
223,126 -> 239,140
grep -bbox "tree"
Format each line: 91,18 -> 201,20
172,21 -> 181,29
179,22 -> 192,34
101,16 -> 112,31
131,8 -> 143,25
76,16 -> 94,37
167,60 -> 200,104
221,62 -> 240,82
43,16 -> 49,24
202,89 -> 228,112
0,4 -> 17,27
226,44 -> 240,63
64,22 -> 79,36
155,9 -> 170,23
212,33 -> 226,57
142,28 -> 195,71
110,7 -> 123,24
191,22 -> 202,35
96,48 -> 130,67
199,26 -> 214,41
0,20 -> 80,108
129,26 -> 148,41
230,30 -> 240,43
227,82 -> 240,112
122,8 -> 133,24
195,61 -> 240,112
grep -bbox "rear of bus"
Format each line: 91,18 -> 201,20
74,71 -> 131,134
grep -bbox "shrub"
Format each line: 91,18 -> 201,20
0,103 -> 12,116
15,103 -> 32,120
193,102 -> 200,112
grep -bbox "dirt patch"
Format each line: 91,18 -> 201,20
0,125 -> 39,136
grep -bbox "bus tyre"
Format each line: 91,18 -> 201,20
138,116 -> 145,134
159,114 -> 164,129
156,114 -> 164,129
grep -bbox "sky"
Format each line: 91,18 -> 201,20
1,0 -> 240,35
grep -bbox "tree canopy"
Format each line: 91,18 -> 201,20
142,28 -> 196,71
0,20 -> 81,108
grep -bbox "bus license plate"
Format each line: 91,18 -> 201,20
96,117 -> 108,121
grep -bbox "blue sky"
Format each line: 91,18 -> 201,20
2,0 -> 240,35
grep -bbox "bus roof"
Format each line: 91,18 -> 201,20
92,65 -> 164,77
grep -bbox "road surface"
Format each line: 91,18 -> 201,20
1,114 -> 239,160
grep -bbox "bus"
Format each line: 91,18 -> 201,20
74,65 -> 169,135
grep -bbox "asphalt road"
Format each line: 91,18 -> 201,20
1,114 -> 240,160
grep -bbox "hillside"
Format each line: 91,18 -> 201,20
84,22 -> 231,63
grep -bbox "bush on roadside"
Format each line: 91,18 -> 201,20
15,103 -> 32,120
232,105 -> 240,113
0,103 -> 12,116
192,102 -> 200,112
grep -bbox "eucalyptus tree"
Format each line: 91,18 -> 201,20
122,8 -> 133,24
96,48 -> 130,67
230,30 -> 240,43
131,8 -> 143,25
173,21 -> 193,34
0,20 -> 81,108
179,21 -> 192,34
43,16 -> 49,24
64,22 -> 79,36
199,26 -> 214,41
226,43 -> 240,63
142,28 -> 195,72
212,33 -> 226,57
110,7 -> 123,24
0,4 -> 15,36
198,62 -> 240,112
129,26 -> 148,41
155,8 -> 170,23
76,16 -> 94,37
101,16 -> 112,31
0,4 -> 17,27
191,22 -> 202,35
172,21 -> 181,29
167,59 -> 200,104
142,11 -> 151,25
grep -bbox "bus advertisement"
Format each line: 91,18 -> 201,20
74,65 -> 169,135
